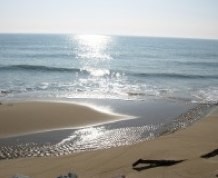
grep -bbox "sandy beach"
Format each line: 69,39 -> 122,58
0,102 -> 217,178
0,101 -> 122,138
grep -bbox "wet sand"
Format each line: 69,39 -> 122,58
0,103 -> 217,178
0,101 -> 122,138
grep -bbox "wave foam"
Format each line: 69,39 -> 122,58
82,67 -> 110,77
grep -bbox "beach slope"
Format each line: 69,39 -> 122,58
0,105 -> 218,178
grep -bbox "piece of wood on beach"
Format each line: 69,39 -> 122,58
201,148 -> 218,158
132,159 -> 185,171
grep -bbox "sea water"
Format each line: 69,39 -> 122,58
1,34 -> 218,157
0,34 -> 218,104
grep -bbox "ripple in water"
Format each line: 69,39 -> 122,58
58,125 -> 157,150
0,125 -> 158,160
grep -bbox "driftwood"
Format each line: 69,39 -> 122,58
132,159 -> 185,171
201,148 -> 218,158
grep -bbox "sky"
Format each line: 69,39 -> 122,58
0,0 -> 218,39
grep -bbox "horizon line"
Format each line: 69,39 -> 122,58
0,32 -> 217,41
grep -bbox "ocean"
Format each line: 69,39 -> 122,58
0,34 -> 218,103
0,34 -> 218,158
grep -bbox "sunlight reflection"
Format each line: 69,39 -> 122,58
57,127 -> 104,146
74,34 -> 112,60
56,124 -> 158,152
80,127 -> 104,141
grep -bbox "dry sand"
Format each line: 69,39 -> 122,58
0,103 -> 218,178
0,101 -> 122,138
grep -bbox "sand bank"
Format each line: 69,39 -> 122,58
0,101 -> 122,138
0,105 -> 218,178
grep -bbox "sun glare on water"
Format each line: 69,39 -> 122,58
74,34 -> 112,60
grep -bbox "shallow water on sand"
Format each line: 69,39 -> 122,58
0,99 -> 213,160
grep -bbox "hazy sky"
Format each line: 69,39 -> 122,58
0,0 -> 218,39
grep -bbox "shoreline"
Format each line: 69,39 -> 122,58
0,100 -> 212,149
0,105 -> 217,177
0,98 -> 199,139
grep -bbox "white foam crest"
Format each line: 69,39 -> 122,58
193,87 -> 218,103
82,67 -> 110,77
53,79 -> 179,101
38,82 -> 49,90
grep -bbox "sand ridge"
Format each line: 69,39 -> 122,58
0,101 -> 122,138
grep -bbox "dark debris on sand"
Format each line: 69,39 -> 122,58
57,172 -> 78,178
132,159 -> 185,171
201,148 -> 218,159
